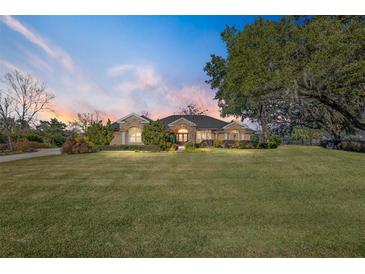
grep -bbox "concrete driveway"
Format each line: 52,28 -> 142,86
0,148 -> 61,163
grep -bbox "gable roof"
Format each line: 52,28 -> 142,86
116,113 -> 150,123
159,115 -> 229,129
167,117 -> 197,127
223,121 -> 255,132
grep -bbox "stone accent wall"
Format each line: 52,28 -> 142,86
112,115 -> 148,145
223,124 -> 251,141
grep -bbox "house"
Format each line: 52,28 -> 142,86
110,113 -> 254,145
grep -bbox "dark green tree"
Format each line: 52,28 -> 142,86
85,119 -> 114,146
142,120 -> 169,150
205,16 -> 365,140
36,118 -> 69,146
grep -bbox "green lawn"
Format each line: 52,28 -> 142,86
0,146 -> 364,257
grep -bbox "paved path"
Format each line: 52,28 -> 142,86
177,146 -> 185,152
0,148 -> 61,163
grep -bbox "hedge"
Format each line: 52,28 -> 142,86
319,139 -> 365,153
96,144 -> 161,152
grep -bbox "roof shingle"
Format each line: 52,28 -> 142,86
158,115 -> 228,129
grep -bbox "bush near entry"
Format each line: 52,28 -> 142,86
184,141 -> 194,149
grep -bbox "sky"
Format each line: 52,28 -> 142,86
0,15 -> 278,124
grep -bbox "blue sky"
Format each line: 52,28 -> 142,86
0,16 -> 278,122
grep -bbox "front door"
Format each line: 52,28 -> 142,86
177,133 -> 188,144
177,128 -> 189,144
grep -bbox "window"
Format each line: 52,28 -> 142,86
178,128 -> 188,134
196,130 -> 212,142
229,130 -> 239,140
128,127 -> 142,143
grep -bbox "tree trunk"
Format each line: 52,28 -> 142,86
259,118 -> 268,143
6,133 -> 13,151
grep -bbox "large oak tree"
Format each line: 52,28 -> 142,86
205,16 -> 365,140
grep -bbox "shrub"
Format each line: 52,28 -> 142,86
258,142 -> 269,149
268,143 -> 278,149
222,140 -> 239,148
246,141 -> 257,149
251,134 -> 260,146
198,140 -> 213,148
62,135 -> 94,154
86,120 -> 114,146
231,141 -> 240,148
184,141 -> 194,149
319,139 -> 342,149
213,139 -> 222,148
25,132 -> 44,143
340,140 -> 365,153
170,143 -> 179,151
15,140 -> 51,152
0,143 -> 9,152
142,121 -> 170,150
238,140 -> 247,149
97,144 -> 160,152
268,135 -> 282,148
15,140 -> 35,152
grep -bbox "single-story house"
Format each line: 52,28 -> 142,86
110,113 -> 254,145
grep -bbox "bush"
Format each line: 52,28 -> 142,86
268,143 -> 278,149
15,140 -> 51,152
246,141 -> 257,149
258,142 -> 269,149
198,140 -> 214,148
15,140 -> 35,152
97,144 -> 160,152
268,135 -> 281,148
222,140 -> 239,148
86,120 -> 114,146
213,139 -> 222,148
170,143 -> 179,151
184,141 -> 194,149
25,132 -> 44,143
142,121 -> 170,150
251,134 -> 260,146
0,143 -> 9,152
238,140 -> 247,149
231,141 -> 240,148
62,135 -> 94,154
319,139 -> 342,149
338,140 -> 365,153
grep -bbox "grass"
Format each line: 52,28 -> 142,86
0,145 -> 364,257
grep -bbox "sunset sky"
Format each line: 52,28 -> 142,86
0,15 -> 278,124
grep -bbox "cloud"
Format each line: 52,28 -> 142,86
0,15 -> 75,72
108,63 -> 161,91
108,63 -> 226,121
107,64 -> 136,77
0,59 -> 22,72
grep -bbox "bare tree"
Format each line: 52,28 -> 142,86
0,70 -> 54,150
69,110 -> 103,133
140,110 -> 150,118
2,70 -> 55,130
178,103 -> 208,115
0,94 -> 15,150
